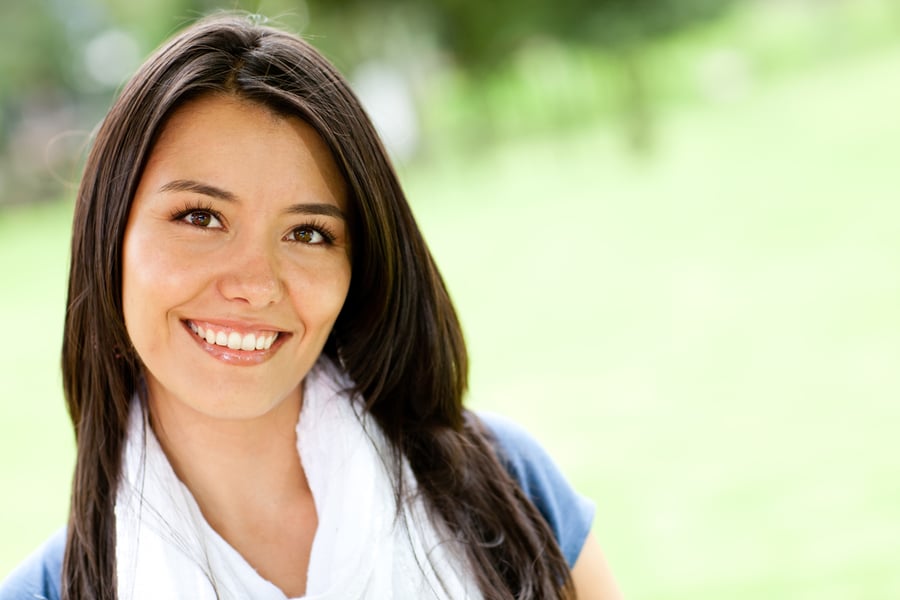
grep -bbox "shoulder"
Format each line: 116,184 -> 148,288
477,412 -> 596,568
0,528 -> 65,600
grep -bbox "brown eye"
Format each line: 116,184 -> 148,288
180,210 -> 222,228
290,227 -> 325,244
188,212 -> 211,226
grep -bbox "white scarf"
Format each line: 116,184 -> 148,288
115,357 -> 482,599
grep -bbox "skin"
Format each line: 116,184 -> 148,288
572,533 -> 624,599
122,93 -> 351,596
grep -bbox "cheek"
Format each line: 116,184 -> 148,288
123,224 -> 198,299
289,261 -> 351,327
121,228 -> 190,351
122,237 -> 158,354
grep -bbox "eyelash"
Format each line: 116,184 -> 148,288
288,219 -> 337,245
169,202 -> 336,245
169,202 -> 221,226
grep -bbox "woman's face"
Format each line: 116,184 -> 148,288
122,94 -> 351,420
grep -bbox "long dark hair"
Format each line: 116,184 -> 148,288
62,13 -> 573,599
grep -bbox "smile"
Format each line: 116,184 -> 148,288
187,320 -> 280,351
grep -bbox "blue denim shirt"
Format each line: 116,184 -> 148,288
1,413 -> 595,599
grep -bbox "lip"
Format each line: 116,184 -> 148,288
182,319 -> 291,366
187,318 -> 284,335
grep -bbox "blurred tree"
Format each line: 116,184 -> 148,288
431,0 -> 734,64
0,0 -> 743,206
0,2 -> 70,137
308,0 -> 739,152
0,1 -> 75,203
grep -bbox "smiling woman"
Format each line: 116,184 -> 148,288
123,96 -> 351,422
0,13 -> 619,600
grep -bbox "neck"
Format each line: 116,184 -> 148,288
147,387 -> 310,527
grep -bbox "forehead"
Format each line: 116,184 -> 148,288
141,93 -> 348,210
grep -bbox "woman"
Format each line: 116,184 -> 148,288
1,14 -> 620,600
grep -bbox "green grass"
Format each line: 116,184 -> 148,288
3,41 -> 900,598
0,200 -> 76,576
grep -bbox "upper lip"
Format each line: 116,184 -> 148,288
184,318 -> 288,335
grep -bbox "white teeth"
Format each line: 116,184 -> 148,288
191,322 -> 279,351
241,334 -> 256,351
227,332 -> 242,349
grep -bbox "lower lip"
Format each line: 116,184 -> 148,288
182,322 -> 288,366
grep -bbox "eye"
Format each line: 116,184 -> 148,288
182,210 -> 222,228
285,219 -> 337,245
287,226 -> 327,245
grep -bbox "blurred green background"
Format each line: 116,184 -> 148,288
2,0 -> 900,597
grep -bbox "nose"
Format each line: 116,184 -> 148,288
216,239 -> 284,308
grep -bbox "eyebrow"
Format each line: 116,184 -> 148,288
159,179 -> 236,202
158,179 -> 346,220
